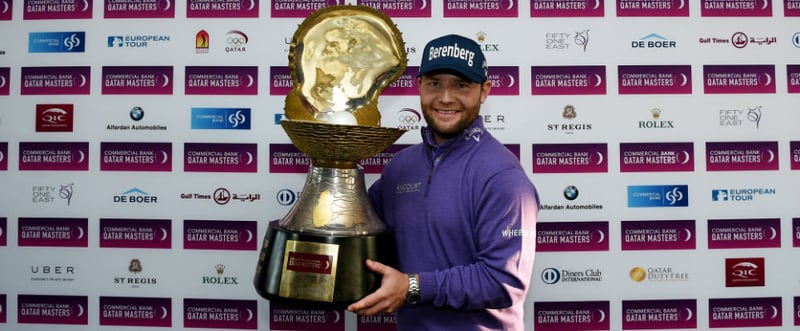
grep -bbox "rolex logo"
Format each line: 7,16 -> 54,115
651,108 -> 661,119
215,264 -> 225,275
476,31 -> 486,43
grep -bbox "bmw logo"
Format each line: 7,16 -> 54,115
130,106 -> 144,121
563,185 -> 579,201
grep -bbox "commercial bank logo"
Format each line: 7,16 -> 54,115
709,297 -> 781,328
18,295 -> 88,325
443,0 -> 518,17
617,0 -> 690,16
99,297 -> 172,327
0,0 -> 11,20
188,0 -> 258,18
627,185 -> 688,207
191,108 -> 251,130
29,32 -> 85,53
701,0 -> 773,17
622,299 -> 697,330
360,0 -> 431,17
531,0 -> 605,17
534,301 -> 610,330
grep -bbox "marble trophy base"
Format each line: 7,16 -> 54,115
254,220 -> 393,308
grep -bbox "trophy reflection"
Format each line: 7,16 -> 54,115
253,5 -> 407,305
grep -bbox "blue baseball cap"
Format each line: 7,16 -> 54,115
417,34 -> 488,83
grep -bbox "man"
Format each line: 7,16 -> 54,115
347,34 -> 539,330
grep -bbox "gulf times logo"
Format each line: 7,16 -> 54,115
29,32 -> 85,53
712,188 -> 776,202
191,108 -> 250,130
541,267 -> 602,284
628,185 -> 688,207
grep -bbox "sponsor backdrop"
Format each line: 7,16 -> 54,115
0,0 -> 798,330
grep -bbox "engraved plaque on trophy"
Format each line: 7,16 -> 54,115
253,5 -> 407,306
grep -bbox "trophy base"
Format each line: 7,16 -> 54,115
254,220 -> 394,308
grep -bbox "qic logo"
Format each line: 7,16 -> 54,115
36,104 -> 73,132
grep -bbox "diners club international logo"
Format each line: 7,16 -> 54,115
616,0 -> 689,16
531,0 -> 605,16
187,0 -> 258,17
359,0 -> 431,17
24,0 -> 92,19
105,0 -> 175,18
443,0 -> 517,17
533,300 -> 610,330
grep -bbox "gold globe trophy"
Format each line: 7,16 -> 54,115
254,5 -> 407,306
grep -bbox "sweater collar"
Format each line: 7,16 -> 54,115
421,117 -> 486,150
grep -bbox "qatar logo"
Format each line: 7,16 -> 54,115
225,30 -> 248,53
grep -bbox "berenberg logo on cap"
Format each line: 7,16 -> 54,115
421,34 -> 487,82
428,42 -> 476,67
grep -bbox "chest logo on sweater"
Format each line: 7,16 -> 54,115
395,182 -> 421,194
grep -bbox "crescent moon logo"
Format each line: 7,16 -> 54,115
332,310 -> 341,323
770,305 -> 778,319
596,309 -> 606,322
679,73 -> 688,87
77,150 -> 86,163
245,309 -> 253,321
595,229 -> 605,243
763,73 -> 772,86
81,0 -> 89,11
245,152 -> 253,165
245,230 -> 253,242
595,151 -> 604,165
1,1 -> 8,14
247,0 -> 255,10
677,0 -> 685,9
766,150 -> 775,163
768,226 -> 777,240
0,226 -> 4,238
0,75 -> 6,88
161,74 -> 170,87
76,226 -> 85,239
507,0 -> 514,10
78,74 -> 87,87
160,228 -> 169,241
683,228 -> 692,242
76,304 -> 85,317
684,307 -> 693,321
592,0 -> 600,10
245,74 -> 254,87
420,0 -> 428,10
680,151 -> 690,164
761,0 -> 768,10
161,150 -> 169,164
160,306 -> 169,319
593,73 -> 602,87
0,151 -> 4,163
506,74 -> 516,87
163,0 -> 171,10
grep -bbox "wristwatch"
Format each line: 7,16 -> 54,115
405,273 -> 420,304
